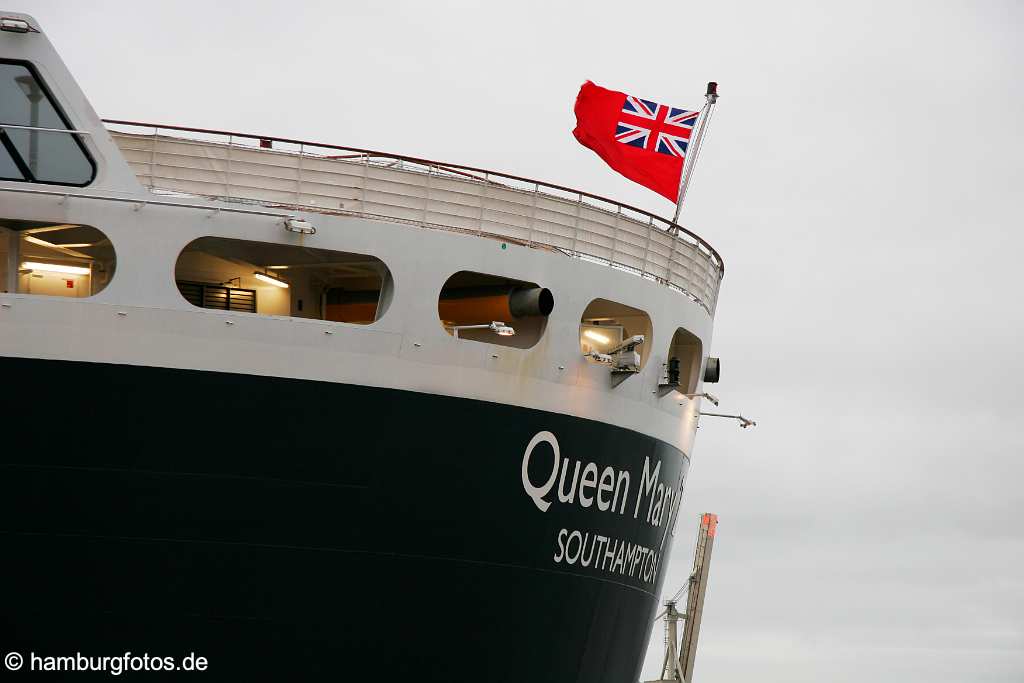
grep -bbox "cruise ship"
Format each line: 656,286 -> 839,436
0,11 -> 724,681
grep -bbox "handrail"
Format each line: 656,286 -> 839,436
0,123 -> 93,135
101,118 -> 724,275
0,186 -> 298,218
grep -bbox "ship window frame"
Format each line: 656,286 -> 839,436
1,220 -> 117,298
174,236 -> 393,325
437,270 -> 554,350
579,298 -> 654,371
664,326 -> 703,394
0,59 -> 97,187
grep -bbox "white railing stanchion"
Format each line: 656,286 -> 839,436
422,164 -> 433,227
225,134 -> 233,202
359,153 -> 368,213
569,192 -> 583,258
668,234 -> 680,287
296,142 -> 304,209
526,182 -> 539,247
147,126 -> 158,188
609,205 -> 622,271
640,214 -> 654,279
477,172 -> 488,236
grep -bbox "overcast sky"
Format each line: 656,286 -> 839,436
22,1 -> 1024,680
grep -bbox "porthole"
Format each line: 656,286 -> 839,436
579,298 -> 653,371
0,219 -> 115,297
438,271 -> 553,349
175,237 -> 392,323
664,327 -> 703,393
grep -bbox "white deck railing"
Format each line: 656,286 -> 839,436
104,121 -> 723,313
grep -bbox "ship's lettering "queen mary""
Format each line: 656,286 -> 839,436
520,431 -> 677,528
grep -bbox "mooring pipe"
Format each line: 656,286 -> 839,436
438,286 -> 553,326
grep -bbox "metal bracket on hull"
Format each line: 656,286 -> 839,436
698,412 -> 757,428
657,383 -> 679,398
610,369 -> 637,387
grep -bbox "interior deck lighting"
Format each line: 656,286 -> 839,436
584,329 -> 610,345
253,271 -> 289,288
24,235 -> 93,249
21,261 -> 89,275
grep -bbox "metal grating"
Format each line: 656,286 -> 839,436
177,280 -> 256,313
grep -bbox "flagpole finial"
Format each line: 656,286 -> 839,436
706,81 -> 719,103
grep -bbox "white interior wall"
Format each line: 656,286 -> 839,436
176,251 -> 290,316
286,268 -> 321,319
19,270 -> 89,297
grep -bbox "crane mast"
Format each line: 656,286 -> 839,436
646,513 -> 718,683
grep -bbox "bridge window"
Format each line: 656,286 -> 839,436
580,298 -> 653,370
0,220 -> 115,297
438,271 -> 553,349
175,237 -> 392,323
0,60 -> 95,186
664,327 -> 703,393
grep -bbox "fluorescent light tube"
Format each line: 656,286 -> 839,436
21,261 -> 90,275
253,271 -> 289,288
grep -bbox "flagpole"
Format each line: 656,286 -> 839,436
671,81 -> 719,225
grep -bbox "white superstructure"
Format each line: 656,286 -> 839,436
0,11 -> 723,458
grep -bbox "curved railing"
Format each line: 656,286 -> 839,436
103,119 -> 724,313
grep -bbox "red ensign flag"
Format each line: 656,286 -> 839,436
572,81 -> 699,202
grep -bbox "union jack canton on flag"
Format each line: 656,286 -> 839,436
615,95 -> 698,158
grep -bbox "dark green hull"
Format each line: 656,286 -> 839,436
1,357 -> 688,681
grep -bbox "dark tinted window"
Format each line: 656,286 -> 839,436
0,62 -> 68,128
0,61 -> 95,185
0,144 -> 24,180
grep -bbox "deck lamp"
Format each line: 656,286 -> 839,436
253,271 -> 289,288
284,217 -> 316,235
698,412 -> 757,428
448,321 -> 516,339
0,17 -> 31,33
679,392 -> 720,406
